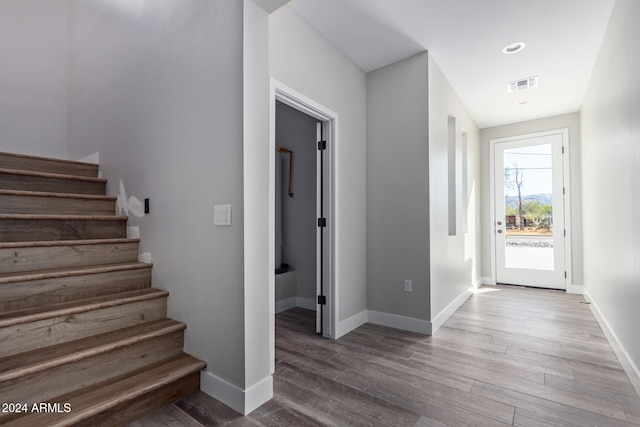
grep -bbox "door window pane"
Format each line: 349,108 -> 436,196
503,143 -> 554,270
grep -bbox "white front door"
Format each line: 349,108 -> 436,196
493,131 -> 567,289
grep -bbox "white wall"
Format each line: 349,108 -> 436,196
0,0 -> 69,158
269,6 -> 368,332
479,113 -> 583,288
276,102 -> 318,301
67,0 -> 249,407
367,53 -> 431,323
427,54 -> 481,323
242,0 -> 273,413
581,0 -> 640,378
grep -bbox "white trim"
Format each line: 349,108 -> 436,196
583,289 -> 640,398
368,310 -> 432,335
562,129 -> 573,292
77,152 -> 99,164
431,288 -> 472,333
271,79 -> 338,339
489,140 -> 497,285
335,310 -> 368,339
275,297 -> 296,314
489,128 -> 572,289
200,371 -> 273,416
296,297 -> 317,311
275,296 -> 316,313
480,276 -> 496,286
126,226 -> 140,239
334,287 -> 470,338
244,375 -> 274,415
566,284 -> 584,295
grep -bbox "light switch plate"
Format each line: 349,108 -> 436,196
214,204 -> 231,226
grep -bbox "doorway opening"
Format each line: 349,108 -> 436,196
271,82 -> 335,339
490,129 -> 571,290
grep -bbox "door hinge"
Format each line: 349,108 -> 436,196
565,271 -> 567,279
564,229 -> 566,237
317,295 -> 327,305
562,146 -> 565,154
318,218 -> 326,227
318,141 -> 327,151
563,187 -> 565,195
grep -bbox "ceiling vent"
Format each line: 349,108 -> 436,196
508,76 -> 538,93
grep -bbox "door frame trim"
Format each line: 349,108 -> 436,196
270,79 -> 337,340
489,128 -> 572,290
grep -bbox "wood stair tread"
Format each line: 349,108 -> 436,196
0,189 -> 116,201
0,152 -> 98,175
0,261 -> 152,284
4,354 -> 206,427
0,318 -> 185,383
0,168 -> 107,183
0,238 -> 139,250
0,151 -> 204,424
0,214 -> 126,221
0,288 -> 168,327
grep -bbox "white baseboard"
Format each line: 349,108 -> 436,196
367,310 -> 431,335
431,288 -> 472,333
275,297 -> 296,314
335,309 -> 368,339
296,297 -> 316,311
583,289 -> 640,398
200,370 -> 273,415
480,277 -> 496,286
244,375 -> 274,414
78,151 -> 99,164
566,283 -> 584,295
126,226 -> 140,239
275,296 -> 316,314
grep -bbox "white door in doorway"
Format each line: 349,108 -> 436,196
492,130 -> 568,289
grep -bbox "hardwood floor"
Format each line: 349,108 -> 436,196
129,285 -> 640,426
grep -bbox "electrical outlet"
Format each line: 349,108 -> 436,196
403,279 -> 412,292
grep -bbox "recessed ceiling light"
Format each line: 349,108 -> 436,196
516,100 -> 530,106
502,41 -> 526,55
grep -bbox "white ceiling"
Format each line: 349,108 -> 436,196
287,0 -> 616,129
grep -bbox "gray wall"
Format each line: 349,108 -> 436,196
479,113 -> 583,287
67,0 -> 247,393
0,0 -> 69,158
367,53 -> 431,321
367,52 -> 481,326
581,0 -> 640,375
276,102 -> 318,301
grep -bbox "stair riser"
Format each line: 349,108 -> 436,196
0,241 -> 139,275
0,218 -> 127,242
0,268 -> 152,312
0,171 -> 106,195
0,297 -> 167,359
0,194 -> 115,215
0,153 -> 98,178
0,331 -> 185,410
74,373 -> 201,427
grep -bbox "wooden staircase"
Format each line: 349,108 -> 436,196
0,151 -> 206,426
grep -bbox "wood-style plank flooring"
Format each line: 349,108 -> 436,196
129,285 -> 640,426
